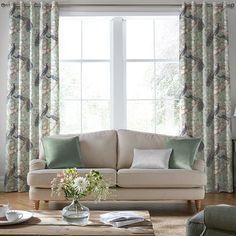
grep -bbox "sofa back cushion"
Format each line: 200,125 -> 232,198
117,129 -> 170,169
40,130 -> 117,169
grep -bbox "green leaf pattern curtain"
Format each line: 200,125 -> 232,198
180,2 -> 232,192
5,1 -> 59,192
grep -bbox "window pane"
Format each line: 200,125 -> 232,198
82,19 -> 110,59
155,63 -> 180,135
59,18 -> 81,60
82,62 -> 110,99
60,101 -> 81,134
127,101 -> 155,132
59,15 -> 180,135
60,62 -> 81,99
126,19 -> 154,59
155,16 -> 179,59
155,63 -> 180,99
156,99 -> 180,135
82,101 -> 110,133
127,62 -> 154,99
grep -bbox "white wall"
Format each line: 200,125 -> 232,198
0,0 -> 236,189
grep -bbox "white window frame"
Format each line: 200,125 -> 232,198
111,17 -> 126,129
59,10 -> 180,133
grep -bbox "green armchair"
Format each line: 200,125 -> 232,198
186,205 -> 236,236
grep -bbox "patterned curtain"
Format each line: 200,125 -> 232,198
180,2 -> 232,192
5,2 -> 59,192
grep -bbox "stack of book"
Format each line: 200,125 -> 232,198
100,211 -> 145,228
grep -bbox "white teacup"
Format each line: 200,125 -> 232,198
6,211 -> 23,222
0,204 -> 9,218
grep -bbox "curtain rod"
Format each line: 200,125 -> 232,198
1,3 -> 235,8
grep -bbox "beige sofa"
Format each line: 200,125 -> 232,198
27,129 -> 207,210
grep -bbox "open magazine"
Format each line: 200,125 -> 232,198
100,211 -> 145,228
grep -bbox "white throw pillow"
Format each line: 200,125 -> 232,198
130,148 -> 172,169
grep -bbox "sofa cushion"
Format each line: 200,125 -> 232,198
167,138 -> 201,169
42,136 -> 84,169
27,168 -> 116,188
117,169 -> 207,188
39,130 -> 117,169
131,148 -> 172,169
117,129 -> 170,169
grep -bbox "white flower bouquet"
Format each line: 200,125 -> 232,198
51,168 -> 110,201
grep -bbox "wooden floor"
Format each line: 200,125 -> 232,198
1,192 -> 236,211
0,192 -> 236,236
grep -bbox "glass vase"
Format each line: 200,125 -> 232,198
62,199 -> 90,225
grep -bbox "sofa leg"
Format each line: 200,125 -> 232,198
195,200 -> 202,212
33,200 -> 40,210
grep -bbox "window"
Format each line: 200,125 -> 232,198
126,17 -> 180,134
59,17 -> 111,133
59,14 -> 180,135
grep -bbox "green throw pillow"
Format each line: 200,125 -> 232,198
167,138 -> 201,169
42,136 -> 84,169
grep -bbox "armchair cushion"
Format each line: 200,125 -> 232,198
202,229 -> 236,236
203,205 -> 236,234
186,205 -> 236,236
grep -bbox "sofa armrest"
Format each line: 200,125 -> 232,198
30,159 -> 46,171
192,159 -> 205,172
203,205 -> 236,233
186,210 -> 204,236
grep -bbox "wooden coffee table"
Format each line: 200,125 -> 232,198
0,210 -> 154,236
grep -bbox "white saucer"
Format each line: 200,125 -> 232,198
0,210 -> 33,226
